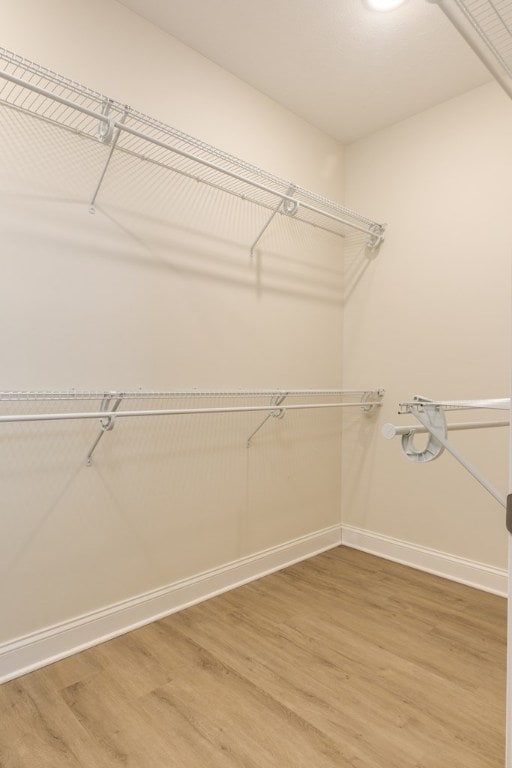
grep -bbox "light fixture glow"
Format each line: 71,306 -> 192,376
366,0 -> 406,10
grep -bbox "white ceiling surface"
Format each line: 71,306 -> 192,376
115,0 -> 491,143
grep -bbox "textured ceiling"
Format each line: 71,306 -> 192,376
115,0 -> 491,143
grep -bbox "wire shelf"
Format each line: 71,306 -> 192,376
454,0 -> 512,79
399,396 -> 509,413
0,388 -> 384,463
433,1 -> 512,99
0,388 -> 384,402
0,47 -> 385,248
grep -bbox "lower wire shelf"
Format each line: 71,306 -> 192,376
0,387 -> 385,466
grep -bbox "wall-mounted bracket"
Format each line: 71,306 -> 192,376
246,393 -> 288,447
85,393 -> 123,466
249,186 -> 297,257
360,389 -> 385,413
89,109 -> 127,214
365,223 -> 386,255
96,98 -> 115,144
396,397 -> 506,507
281,193 -> 299,218
401,400 -> 447,463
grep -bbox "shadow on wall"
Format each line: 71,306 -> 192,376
0,397 -> 343,641
1,189 -> 348,306
96,201 -> 347,307
342,231 -> 381,305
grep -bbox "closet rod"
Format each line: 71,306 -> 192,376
383,420 -> 509,438
0,400 -> 380,425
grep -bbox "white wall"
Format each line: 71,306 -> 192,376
3,0 -> 508,677
343,82 -> 512,572
0,0 -> 349,657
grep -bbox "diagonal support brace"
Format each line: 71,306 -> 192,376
89,109 -> 127,214
246,393 -> 288,447
249,186 -> 298,257
85,393 -> 123,466
410,405 -> 506,508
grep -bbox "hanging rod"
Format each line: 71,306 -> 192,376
0,400 -> 383,424
428,0 -> 512,101
383,419 -> 508,439
0,48 -> 385,251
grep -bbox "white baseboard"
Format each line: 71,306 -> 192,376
342,524 -> 507,597
0,525 -> 342,684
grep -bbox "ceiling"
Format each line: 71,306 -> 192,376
115,0 -> 491,144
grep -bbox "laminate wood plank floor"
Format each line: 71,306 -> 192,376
0,547 -> 506,767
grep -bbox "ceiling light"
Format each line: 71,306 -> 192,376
365,0 -> 407,10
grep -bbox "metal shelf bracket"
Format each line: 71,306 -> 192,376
96,98 -> 115,144
249,186 -> 297,257
366,224 -> 385,254
400,399 -> 447,463
245,389 -> 383,447
89,109 -> 127,214
246,393 -> 288,447
389,395 -> 506,507
85,392 -> 123,466
361,389 -> 385,413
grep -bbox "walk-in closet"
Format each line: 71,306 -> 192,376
0,1 -> 511,766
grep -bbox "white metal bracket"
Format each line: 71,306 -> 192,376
96,98 -> 115,144
401,400 -> 446,462
360,389 -> 385,413
281,192 -> 299,218
85,392 -> 123,466
246,393 -> 288,447
245,389 -> 383,447
366,223 -> 385,255
89,109 -> 127,214
396,397 -> 506,507
249,186 -> 298,257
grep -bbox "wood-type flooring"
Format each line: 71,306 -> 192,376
0,547 -> 506,767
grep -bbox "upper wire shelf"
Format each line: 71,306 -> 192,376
453,0 -> 512,79
431,1 -> 512,100
0,47 -> 385,251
